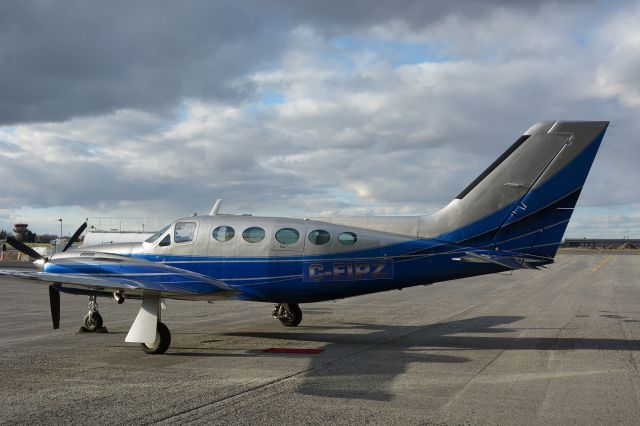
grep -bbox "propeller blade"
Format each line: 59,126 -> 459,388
63,222 -> 87,252
6,235 -> 43,261
49,285 -> 60,329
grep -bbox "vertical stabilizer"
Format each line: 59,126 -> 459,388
419,121 -> 608,258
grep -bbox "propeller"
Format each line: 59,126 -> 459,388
49,285 -> 60,329
62,221 -> 87,252
5,221 -> 87,330
5,235 -> 44,261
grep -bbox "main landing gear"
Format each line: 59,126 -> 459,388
140,321 -> 171,354
124,295 -> 171,354
272,303 -> 303,327
81,295 -> 105,332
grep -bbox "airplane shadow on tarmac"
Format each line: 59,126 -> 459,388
225,315 -> 640,401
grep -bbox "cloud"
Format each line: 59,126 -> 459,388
0,0 -> 638,237
567,207 -> 640,238
0,0 -> 289,124
0,0 -> 595,126
591,3 -> 640,107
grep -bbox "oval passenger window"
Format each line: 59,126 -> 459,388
242,227 -> 266,243
338,232 -> 357,246
275,228 -> 299,245
212,226 -> 235,242
308,230 -> 330,245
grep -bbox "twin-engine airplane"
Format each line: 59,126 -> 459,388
1,121 -> 608,354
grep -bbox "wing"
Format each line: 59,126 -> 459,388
0,251 -> 237,301
1,252 -> 239,346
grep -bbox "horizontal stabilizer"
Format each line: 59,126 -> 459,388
452,250 -> 545,270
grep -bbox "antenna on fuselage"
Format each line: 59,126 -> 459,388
209,199 -> 222,216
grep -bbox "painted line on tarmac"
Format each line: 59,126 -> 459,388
592,255 -> 613,272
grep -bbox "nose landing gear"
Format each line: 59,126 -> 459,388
272,303 -> 302,327
81,295 -> 105,332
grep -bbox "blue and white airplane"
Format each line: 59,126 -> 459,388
1,121 -> 608,354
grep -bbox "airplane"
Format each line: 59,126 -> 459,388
1,120 -> 608,354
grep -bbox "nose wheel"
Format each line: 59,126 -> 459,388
272,303 -> 302,327
83,311 -> 103,331
81,295 -> 106,332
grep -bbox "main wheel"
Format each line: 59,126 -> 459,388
279,303 -> 303,327
141,321 -> 171,354
83,311 -> 103,332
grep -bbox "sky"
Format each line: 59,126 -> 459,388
0,0 -> 639,238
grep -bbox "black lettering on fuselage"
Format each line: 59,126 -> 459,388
303,260 -> 393,282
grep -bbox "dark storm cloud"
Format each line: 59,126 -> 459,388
281,0 -> 593,34
0,0 -> 594,125
0,0 -> 288,124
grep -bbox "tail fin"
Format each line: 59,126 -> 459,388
419,121 -> 609,259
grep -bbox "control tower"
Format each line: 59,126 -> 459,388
13,223 -> 29,241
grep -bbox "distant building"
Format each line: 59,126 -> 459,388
13,223 -> 29,240
563,238 -> 639,249
13,223 -> 36,242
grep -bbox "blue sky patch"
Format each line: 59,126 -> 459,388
331,36 -> 455,66
259,90 -> 285,106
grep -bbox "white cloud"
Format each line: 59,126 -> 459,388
1,1 -> 639,238
592,3 -> 640,107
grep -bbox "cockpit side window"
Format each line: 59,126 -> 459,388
159,234 -> 171,247
145,224 -> 171,244
174,222 -> 197,243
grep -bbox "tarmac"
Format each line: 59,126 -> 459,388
1,253 -> 639,425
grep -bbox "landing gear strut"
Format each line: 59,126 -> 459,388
272,303 -> 302,327
82,295 -> 104,332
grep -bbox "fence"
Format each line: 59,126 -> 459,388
86,217 -> 176,233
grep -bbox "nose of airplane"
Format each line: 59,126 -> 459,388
34,258 -> 46,270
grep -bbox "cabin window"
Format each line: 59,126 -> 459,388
174,222 -> 197,243
212,225 -> 235,242
308,230 -> 330,245
242,227 -> 266,243
338,231 -> 357,246
275,228 -> 299,245
159,234 -> 171,247
145,224 -> 171,243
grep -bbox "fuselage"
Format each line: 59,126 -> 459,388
68,215 -> 505,303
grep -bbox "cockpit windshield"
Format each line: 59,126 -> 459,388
145,224 -> 171,243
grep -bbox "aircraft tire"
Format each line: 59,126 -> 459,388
279,303 -> 302,327
83,311 -> 103,332
141,321 -> 171,354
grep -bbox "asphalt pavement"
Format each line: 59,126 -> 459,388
1,253 -> 639,425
